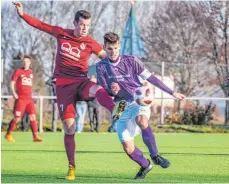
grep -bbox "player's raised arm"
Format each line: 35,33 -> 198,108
134,57 -> 186,100
13,2 -> 23,16
13,1 -> 63,37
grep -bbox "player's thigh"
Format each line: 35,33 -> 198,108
56,84 -> 78,121
133,104 -> 151,125
116,106 -> 141,142
14,99 -> 26,118
78,80 -> 97,101
25,99 -> 36,119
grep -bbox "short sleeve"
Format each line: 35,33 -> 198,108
91,39 -> 106,59
11,69 -> 19,82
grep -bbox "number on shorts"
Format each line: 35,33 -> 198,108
60,104 -> 64,112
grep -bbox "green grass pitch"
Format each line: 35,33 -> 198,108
1,132 -> 229,183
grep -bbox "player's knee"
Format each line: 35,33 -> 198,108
63,120 -> 76,135
136,115 -> 148,129
123,143 -> 135,154
89,84 -> 102,98
14,117 -> 21,123
96,85 -> 103,91
29,114 -> 36,121
123,146 -> 135,155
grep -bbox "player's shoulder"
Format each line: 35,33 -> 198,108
14,68 -> 23,73
61,29 -> 74,36
121,54 -> 137,63
28,69 -> 33,73
84,35 -> 101,45
96,58 -> 109,67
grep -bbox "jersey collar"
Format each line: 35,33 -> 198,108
107,55 -> 121,66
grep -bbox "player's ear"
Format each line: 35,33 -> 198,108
73,20 -> 77,27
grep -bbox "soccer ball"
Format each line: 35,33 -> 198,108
134,85 -> 154,106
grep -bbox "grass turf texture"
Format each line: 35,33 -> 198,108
1,132 -> 229,183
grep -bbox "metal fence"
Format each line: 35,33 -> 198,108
1,95 -> 229,132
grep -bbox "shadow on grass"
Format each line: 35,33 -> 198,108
2,150 -> 229,156
1,173 -> 131,181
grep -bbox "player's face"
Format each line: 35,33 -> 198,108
23,58 -> 31,69
104,42 -> 120,61
73,17 -> 91,37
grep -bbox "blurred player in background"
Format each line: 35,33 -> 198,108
5,55 -> 43,143
13,2 -> 126,180
96,32 -> 186,179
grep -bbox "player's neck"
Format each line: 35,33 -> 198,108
109,55 -> 120,63
22,67 -> 30,70
73,30 -> 85,38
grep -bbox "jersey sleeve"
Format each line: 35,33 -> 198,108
133,56 -> 146,75
11,69 -> 19,82
21,13 -> 64,37
91,39 -> 106,59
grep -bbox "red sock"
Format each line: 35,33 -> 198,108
64,134 -> 75,167
95,88 -> 115,112
7,119 -> 17,135
30,120 -> 38,137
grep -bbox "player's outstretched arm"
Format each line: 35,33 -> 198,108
146,75 -> 185,100
13,2 -> 23,16
13,2 -> 63,37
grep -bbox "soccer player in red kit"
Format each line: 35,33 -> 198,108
13,2 -> 126,180
5,55 -> 43,143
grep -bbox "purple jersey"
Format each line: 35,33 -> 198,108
96,55 -> 146,102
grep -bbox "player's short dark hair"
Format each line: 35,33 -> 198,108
104,32 -> 120,45
74,10 -> 91,22
22,55 -> 32,60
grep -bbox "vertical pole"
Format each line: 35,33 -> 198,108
39,97 -> 43,132
160,62 -> 165,125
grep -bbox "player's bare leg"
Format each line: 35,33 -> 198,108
122,140 -> 152,179
136,115 -> 170,168
29,114 -> 43,142
63,118 -> 76,180
89,84 -> 126,120
5,116 -> 21,142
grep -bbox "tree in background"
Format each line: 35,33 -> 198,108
198,1 -> 229,124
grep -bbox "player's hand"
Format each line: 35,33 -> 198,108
13,92 -> 19,99
172,92 -> 186,100
13,2 -> 23,16
111,82 -> 121,95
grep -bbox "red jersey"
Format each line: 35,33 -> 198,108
11,68 -> 33,99
21,14 -> 106,85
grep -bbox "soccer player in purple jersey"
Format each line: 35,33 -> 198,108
96,32 -> 186,180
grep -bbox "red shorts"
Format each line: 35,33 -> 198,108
14,98 -> 36,117
56,78 -> 96,120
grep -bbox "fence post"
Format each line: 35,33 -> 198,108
160,62 -> 165,125
39,96 -> 43,132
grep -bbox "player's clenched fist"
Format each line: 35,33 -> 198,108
13,2 -> 23,16
111,82 -> 121,95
